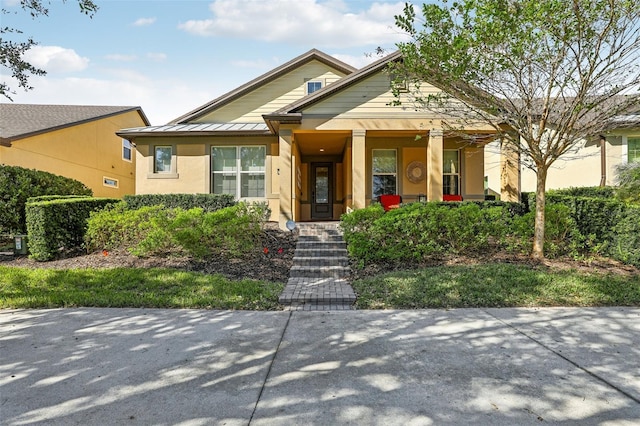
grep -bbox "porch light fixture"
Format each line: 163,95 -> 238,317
319,148 -> 325,152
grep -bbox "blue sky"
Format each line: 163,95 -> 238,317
1,0 -> 411,124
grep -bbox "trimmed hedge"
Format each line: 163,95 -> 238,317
549,186 -> 616,199
611,205 -> 640,267
26,197 -> 119,261
123,193 -> 236,212
0,165 -> 92,234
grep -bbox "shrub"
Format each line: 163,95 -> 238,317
550,186 -> 616,199
0,165 -> 92,234
610,205 -> 640,267
85,203 -> 175,255
86,202 -> 264,259
614,162 -> 640,204
509,203 -> 584,257
123,193 -> 236,212
26,197 -> 119,261
341,202 -> 514,265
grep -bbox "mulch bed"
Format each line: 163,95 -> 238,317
0,225 -> 298,283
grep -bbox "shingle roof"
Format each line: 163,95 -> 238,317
0,104 -> 150,143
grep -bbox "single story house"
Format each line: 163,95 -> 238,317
117,49 -> 520,229
1,104 -> 150,197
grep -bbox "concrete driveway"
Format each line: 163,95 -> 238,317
1,308 -> 639,425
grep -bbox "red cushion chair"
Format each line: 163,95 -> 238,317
378,194 -> 402,212
443,194 -> 463,202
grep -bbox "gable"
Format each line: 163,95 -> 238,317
191,60 -> 349,124
300,69 -> 442,118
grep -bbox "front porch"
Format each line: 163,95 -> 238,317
277,127 -> 515,229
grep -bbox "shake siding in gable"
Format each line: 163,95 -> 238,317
192,61 -> 348,124
303,72 -> 442,117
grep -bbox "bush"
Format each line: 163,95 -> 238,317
615,162 -> 640,204
123,193 -> 236,212
26,197 -> 119,261
550,186 -> 616,199
610,205 -> 640,267
86,202 -> 264,259
341,202 -> 514,265
509,204 -> 583,257
0,165 -> 92,234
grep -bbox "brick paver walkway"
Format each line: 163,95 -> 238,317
279,222 -> 356,310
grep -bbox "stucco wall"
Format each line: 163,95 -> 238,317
0,110 -> 144,197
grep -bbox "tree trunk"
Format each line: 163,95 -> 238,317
532,168 -> 547,260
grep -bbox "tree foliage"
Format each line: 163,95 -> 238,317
1,0 -> 98,100
391,0 -> 640,258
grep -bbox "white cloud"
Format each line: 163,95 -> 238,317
105,54 -> 138,62
177,0 -> 408,48
10,74 -> 213,125
132,17 -> 156,27
146,52 -> 167,62
23,46 -> 89,73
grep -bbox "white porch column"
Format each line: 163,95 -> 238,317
278,129 -> 293,230
351,129 -> 366,209
427,128 -> 443,201
500,136 -> 521,202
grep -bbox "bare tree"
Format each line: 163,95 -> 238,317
391,0 -> 640,259
1,0 -> 98,100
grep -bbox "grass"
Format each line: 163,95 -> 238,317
0,266 -> 284,310
352,263 -> 640,309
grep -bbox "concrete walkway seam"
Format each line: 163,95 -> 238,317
484,308 -> 640,406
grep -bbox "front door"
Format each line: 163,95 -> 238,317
311,162 -> 332,219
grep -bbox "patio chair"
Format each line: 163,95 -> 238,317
378,194 -> 402,212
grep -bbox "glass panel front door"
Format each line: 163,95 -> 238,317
311,163 -> 332,219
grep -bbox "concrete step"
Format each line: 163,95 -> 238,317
289,265 -> 351,279
292,256 -> 350,267
296,241 -> 347,250
294,248 -> 348,257
297,235 -> 345,243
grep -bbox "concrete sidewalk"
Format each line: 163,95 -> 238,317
1,308 -> 639,425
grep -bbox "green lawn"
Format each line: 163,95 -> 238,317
0,266 -> 284,310
352,263 -> 640,309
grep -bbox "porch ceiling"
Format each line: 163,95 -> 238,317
295,131 -> 350,156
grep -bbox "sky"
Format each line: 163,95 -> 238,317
1,0 -> 412,124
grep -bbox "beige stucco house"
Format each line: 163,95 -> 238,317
1,104 -> 150,197
118,50 -> 518,229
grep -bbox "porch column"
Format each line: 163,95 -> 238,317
278,129 -> 293,230
351,129 -> 366,209
500,136 -> 521,202
427,128 -> 443,201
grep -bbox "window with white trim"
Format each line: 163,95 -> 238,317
306,80 -> 322,94
211,146 -> 266,198
122,139 -> 132,161
443,150 -> 460,195
628,137 -> 640,163
372,149 -> 397,198
103,177 -> 119,188
154,146 -> 172,173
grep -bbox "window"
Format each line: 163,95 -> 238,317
212,146 -> 266,198
103,177 -> 119,188
372,149 -> 397,198
443,150 -> 460,195
629,137 -> 640,163
154,146 -> 172,173
122,139 -> 132,161
306,80 -> 322,94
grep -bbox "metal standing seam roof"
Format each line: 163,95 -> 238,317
117,122 -> 271,137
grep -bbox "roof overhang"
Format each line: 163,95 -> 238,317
262,113 -> 303,133
116,122 -> 273,140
